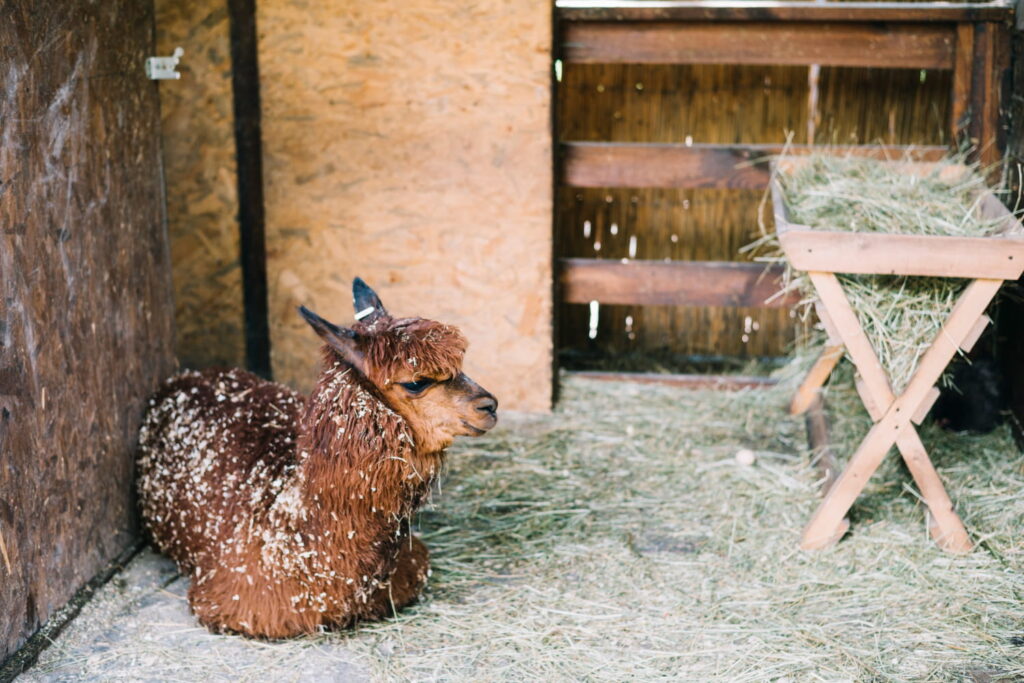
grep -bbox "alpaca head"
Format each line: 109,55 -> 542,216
300,278 -> 498,452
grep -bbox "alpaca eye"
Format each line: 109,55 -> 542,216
399,378 -> 435,394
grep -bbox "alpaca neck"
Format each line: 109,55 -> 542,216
291,360 -> 441,543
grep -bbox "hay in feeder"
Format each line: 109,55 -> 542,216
746,153 -> 1009,391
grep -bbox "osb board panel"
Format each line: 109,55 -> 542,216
556,63 -> 950,360
258,1 -> 553,411
0,1 -> 176,659
156,0 -> 246,368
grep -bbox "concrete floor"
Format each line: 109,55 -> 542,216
20,549 -> 366,682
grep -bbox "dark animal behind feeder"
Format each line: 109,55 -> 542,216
137,278 -> 498,638
931,356 -> 1007,433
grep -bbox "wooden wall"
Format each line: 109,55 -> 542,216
257,0 -> 553,411
556,64 -> 951,364
0,1 -> 176,660
156,0 -> 246,369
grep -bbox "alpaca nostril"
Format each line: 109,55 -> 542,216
477,396 -> 497,415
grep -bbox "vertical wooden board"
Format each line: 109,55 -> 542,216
257,1 -> 553,411
0,1 -> 176,659
156,0 -> 246,368
813,66 -> 951,145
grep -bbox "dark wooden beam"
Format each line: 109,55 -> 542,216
228,0 -> 272,379
951,23 -> 974,144
806,394 -> 842,495
566,370 -> 777,390
561,142 -> 950,189
968,22 -> 1011,173
559,258 -> 798,308
561,21 -> 957,69
556,1 -> 1013,23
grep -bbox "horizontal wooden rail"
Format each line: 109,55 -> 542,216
567,370 -> 778,389
556,1 -> 1013,23
559,258 -> 798,307
561,142 -> 950,189
561,21 -> 957,68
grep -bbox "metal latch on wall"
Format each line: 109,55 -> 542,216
145,47 -> 184,80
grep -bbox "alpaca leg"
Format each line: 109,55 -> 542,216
361,535 -> 430,620
387,535 -> 431,611
187,576 -> 314,639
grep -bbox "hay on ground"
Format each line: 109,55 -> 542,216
24,375 -> 1024,681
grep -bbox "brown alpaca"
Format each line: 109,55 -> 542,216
137,279 -> 498,638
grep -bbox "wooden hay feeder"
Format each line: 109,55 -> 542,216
771,158 -> 1024,554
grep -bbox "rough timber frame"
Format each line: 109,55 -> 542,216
555,1 -> 1013,381
773,160 -> 1024,553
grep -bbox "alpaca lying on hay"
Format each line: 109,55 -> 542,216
137,279 -> 498,638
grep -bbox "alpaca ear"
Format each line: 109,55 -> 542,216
298,306 -> 366,372
352,277 -> 389,324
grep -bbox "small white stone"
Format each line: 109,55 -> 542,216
735,449 -> 756,466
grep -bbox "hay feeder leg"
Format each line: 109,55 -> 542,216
797,273 -> 1004,553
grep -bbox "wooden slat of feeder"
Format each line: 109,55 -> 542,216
556,1 -> 1013,23
912,386 -> 942,425
777,230 -> 1024,280
789,344 -> 844,416
559,258 -> 797,308
561,22 -> 956,69
960,314 -> 992,353
561,143 -> 949,190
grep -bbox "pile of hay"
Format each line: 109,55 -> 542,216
336,376 -> 1024,680
23,375 -> 1024,680
746,154 -> 1007,391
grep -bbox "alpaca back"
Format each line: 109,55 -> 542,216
137,368 -> 304,572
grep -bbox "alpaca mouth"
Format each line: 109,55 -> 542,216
461,420 -> 489,436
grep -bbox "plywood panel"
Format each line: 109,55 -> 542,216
156,0 -> 246,368
258,1 -> 553,411
0,1 -> 176,659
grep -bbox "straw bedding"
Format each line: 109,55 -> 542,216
337,374 -> 1024,681
24,374 -> 1024,680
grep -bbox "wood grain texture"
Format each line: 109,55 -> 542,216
156,0 -> 246,369
968,22 -> 1010,172
0,1 -> 176,659
562,142 -> 949,189
556,58 -> 950,361
778,229 -> 1024,279
556,1 -> 1013,23
567,371 -> 776,389
257,0 -> 552,411
559,258 -> 796,307
951,23 -> 974,144
561,22 -> 956,69
556,63 -> 811,361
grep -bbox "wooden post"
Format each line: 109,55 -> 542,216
969,22 -> 1008,175
951,22 -> 974,147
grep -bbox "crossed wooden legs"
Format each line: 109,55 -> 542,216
792,272 -> 1002,553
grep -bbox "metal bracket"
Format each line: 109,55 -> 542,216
145,47 -> 184,80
